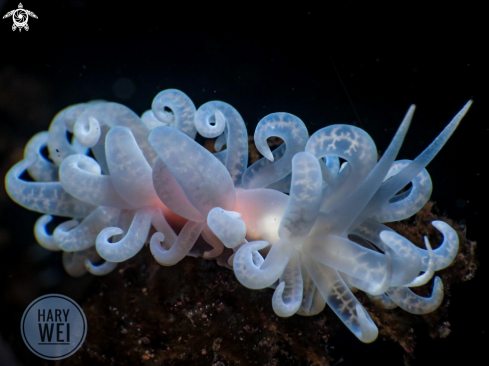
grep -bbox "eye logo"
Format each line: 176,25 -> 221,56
21,294 -> 87,360
2,3 -> 38,32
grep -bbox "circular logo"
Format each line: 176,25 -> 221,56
13,9 -> 28,27
20,294 -> 87,360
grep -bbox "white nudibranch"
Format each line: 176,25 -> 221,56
4,89 -> 471,343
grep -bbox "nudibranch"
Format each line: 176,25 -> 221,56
4,88 -> 471,343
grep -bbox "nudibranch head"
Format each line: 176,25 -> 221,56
4,88 -> 471,343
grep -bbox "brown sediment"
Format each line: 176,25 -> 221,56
64,246 -> 332,366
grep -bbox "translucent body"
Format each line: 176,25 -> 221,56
4,88 -> 471,344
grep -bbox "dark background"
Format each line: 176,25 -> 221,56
0,0 -> 486,365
